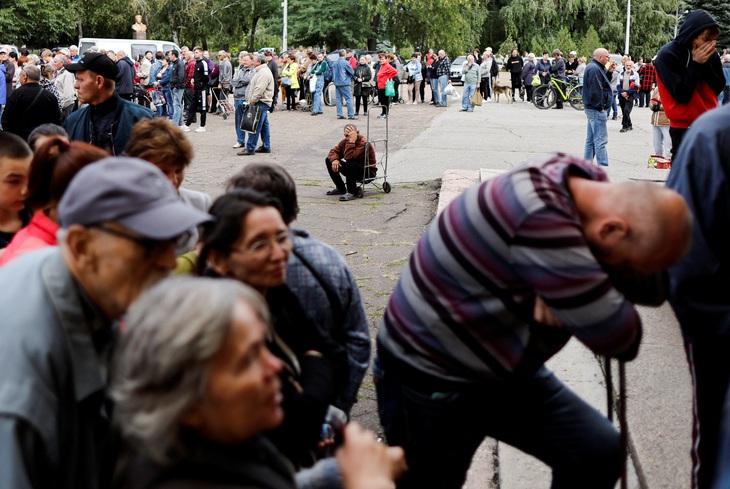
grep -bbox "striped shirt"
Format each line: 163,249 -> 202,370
378,153 -> 641,383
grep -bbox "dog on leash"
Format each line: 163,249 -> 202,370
492,79 -> 513,104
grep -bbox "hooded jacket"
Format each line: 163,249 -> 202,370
655,9 -> 724,129
116,56 -> 136,95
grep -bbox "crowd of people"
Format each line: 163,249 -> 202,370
1,8 -> 730,488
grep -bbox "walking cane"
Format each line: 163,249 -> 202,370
605,356 -> 628,489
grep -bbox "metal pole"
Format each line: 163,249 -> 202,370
674,3 -> 679,38
624,0 -> 631,55
282,0 -> 288,52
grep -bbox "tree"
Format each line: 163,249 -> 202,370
288,0 -> 370,50
577,26 -> 602,59
0,0 -> 77,46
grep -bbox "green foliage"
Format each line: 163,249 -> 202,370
288,0 -> 370,49
0,0 -> 78,45
577,26 -> 602,59
497,35 -> 517,57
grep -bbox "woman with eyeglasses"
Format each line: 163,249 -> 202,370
197,189 -> 347,468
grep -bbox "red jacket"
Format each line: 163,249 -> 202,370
377,62 -> 398,89
657,75 -> 718,129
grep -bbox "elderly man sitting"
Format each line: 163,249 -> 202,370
0,157 -> 210,489
324,124 -> 377,202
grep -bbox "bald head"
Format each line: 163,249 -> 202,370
593,48 -> 609,58
571,178 -> 692,274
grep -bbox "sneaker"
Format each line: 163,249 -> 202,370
348,116 -> 358,120
378,114 -> 388,119
337,115 -> 346,119
232,143 -> 242,148
326,188 -> 346,196
195,127 -> 206,133
181,125 -> 191,132
339,192 -> 357,202
255,146 -> 271,153
237,150 -> 255,156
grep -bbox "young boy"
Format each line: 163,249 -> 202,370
0,132 -> 32,250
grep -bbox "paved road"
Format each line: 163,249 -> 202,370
183,86 -> 691,488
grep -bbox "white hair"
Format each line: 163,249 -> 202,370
111,277 -> 271,465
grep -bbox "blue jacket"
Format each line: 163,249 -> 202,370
64,94 -> 153,155
332,58 -> 354,87
667,104 -> 730,343
617,70 -> 640,100
159,67 -> 172,88
582,58 -> 612,110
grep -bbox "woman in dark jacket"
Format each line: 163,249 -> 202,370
506,49 -> 524,100
520,53 -> 537,102
196,190 -> 348,468
353,55 -> 372,116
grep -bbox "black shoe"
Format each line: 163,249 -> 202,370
255,147 -> 271,153
339,192 -> 357,201
620,127 -> 628,133
311,112 -> 320,116
628,126 -> 633,131
237,151 -> 255,156
326,188 -> 346,196
337,116 -> 346,119
612,116 -> 618,120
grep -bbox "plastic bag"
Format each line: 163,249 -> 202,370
385,79 -> 395,97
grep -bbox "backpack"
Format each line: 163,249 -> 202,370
323,60 -> 333,84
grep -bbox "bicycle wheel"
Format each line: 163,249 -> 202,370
568,85 -> 584,111
532,85 -> 556,109
323,82 -> 336,106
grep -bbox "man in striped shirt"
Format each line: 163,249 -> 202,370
376,153 -> 691,489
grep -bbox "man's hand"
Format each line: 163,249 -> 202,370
692,40 -> 717,64
533,296 -> 560,327
336,423 -> 407,489
332,160 -> 340,172
344,126 -> 358,143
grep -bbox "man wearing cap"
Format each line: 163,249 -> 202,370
0,157 -> 211,489
1,64 -> 61,140
565,51 -> 579,77
63,52 -> 153,155
550,49 -> 566,108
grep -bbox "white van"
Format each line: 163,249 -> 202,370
79,38 -> 181,60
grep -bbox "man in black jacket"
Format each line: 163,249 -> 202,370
115,50 -> 136,101
1,64 -> 61,140
183,46 -> 209,133
550,49 -> 566,109
265,50 -> 280,112
168,49 -> 186,127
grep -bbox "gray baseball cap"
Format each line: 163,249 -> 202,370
58,157 -> 211,239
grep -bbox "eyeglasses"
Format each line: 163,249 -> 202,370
94,224 -> 190,255
230,230 -> 292,258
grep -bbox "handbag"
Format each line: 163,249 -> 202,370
385,79 -> 395,97
531,74 -> 541,86
239,104 -> 262,133
309,74 -> 317,92
281,76 -> 292,87
470,90 -> 483,106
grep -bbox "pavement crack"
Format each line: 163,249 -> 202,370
385,206 -> 408,222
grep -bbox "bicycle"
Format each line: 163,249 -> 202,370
532,76 -> 583,110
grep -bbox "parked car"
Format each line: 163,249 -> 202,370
450,55 -> 467,84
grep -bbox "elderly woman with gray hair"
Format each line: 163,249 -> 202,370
112,276 -> 406,489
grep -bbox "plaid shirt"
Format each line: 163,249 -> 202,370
184,59 -> 195,89
435,56 -> 451,77
639,63 -> 656,91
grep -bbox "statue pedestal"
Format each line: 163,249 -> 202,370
132,31 -> 147,40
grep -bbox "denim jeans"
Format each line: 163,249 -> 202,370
461,83 -> 476,111
430,77 -> 440,102
171,88 -> 185,126
234,99 -> 247,146
375,356 -> 621,489
583,108 -> 609,167
335,85 -> 354,117
438,75 -> 449,106
652,125 -> 670,158
312,77 -> 324,114
608,91 -> 618,118
163,88 -> 173,119
245,101 -> 270,153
